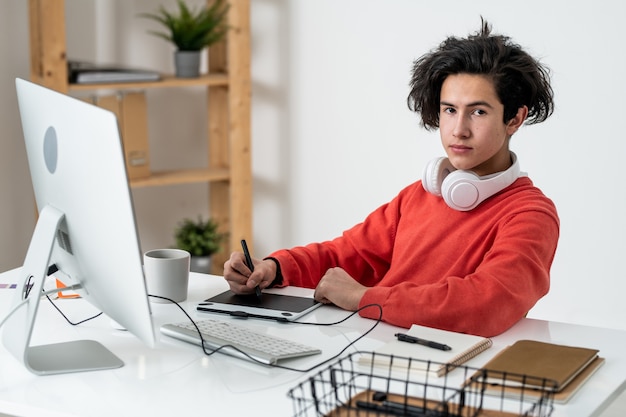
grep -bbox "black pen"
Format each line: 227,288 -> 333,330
356,400 -> 429,417
241,239 -> 262,299
394,333 -> 451,351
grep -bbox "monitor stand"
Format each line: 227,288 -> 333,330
1,205 -> 123,375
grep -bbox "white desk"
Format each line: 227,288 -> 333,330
0,268 -> 624,417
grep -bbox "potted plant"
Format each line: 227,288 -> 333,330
174,216 -> 226,273
140,0 -> 229,78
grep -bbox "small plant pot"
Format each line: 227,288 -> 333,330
174,51 -> 201,78
190,255 -> 211,274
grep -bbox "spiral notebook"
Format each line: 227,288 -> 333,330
359,324 -> 492,377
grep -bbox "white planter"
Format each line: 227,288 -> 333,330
190,255 -> 211,274
174,50 -> 201,78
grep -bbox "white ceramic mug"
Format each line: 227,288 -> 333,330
143,249 -> 190,303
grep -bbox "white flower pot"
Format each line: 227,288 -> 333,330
174,51 -> 201,78
190,255 -> 211,274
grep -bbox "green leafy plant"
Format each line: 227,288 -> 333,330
140,0 -> 229,51
174,217 -> 226,257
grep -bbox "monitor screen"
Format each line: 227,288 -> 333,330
2,78 -> 155,375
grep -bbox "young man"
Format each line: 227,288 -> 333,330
223,21 -> 559,337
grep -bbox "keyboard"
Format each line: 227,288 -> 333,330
160,318 -> 321,365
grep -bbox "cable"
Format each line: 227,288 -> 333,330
0,297 -> 30,330
275,303 -> 383,373
10,267 -> 380,374
39,264 -> 102,325
45,293 -> 103,325
151,293 -> 383,373
0,282 -> 85,330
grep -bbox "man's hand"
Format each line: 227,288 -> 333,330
223,252 -> 276,294
313,267 -> 367,311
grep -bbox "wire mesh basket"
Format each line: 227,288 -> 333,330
288,351 -> 558,417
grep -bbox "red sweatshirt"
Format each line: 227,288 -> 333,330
270,177 -> 559,337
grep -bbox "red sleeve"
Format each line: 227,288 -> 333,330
269,196 -> 402,289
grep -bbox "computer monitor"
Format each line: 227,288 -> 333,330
2,78 -> 155,375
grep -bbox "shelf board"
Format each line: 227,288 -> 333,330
129,167 -> 230,188
68,73 -> 229,92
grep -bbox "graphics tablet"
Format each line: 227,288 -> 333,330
197,290 -> 321,322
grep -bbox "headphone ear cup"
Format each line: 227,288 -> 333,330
441,170 -> 481,211
422,157 -> 456,197
423,152 -> 522,211
441,152 -> 522,211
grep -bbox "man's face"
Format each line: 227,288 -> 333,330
439,73 -> 524,176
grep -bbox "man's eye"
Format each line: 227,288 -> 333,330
473,109 -> 486,115
442,107 -> 455,114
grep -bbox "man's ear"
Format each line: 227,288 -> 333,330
506,106 -> 529,136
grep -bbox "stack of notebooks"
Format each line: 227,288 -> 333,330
359,326 -> 603,404
359,324 -> 493,377
68,61 -> 161,84
470,340 -> 604,403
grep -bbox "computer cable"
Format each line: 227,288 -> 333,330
40,265 -> 103,325
0,298 -> 30,330
18,278 -> 382,373
152,293 -> 383,373
0,280 -> 84,330
45,293 -> 103,325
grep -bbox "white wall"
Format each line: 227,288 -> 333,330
1,0 -> 625,332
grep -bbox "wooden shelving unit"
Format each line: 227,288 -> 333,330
28,0 -> 252,274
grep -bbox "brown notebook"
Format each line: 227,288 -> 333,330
478,340 -> 599,391
470,353 -> 604,404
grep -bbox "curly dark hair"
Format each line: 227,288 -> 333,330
407,19 -> 554,131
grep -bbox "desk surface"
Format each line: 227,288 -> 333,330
0,268 -> 624,417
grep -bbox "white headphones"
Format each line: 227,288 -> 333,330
422,152 -> 522,211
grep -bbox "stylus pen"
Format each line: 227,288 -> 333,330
394,333 -> 452,351
241,239 -> 262,299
